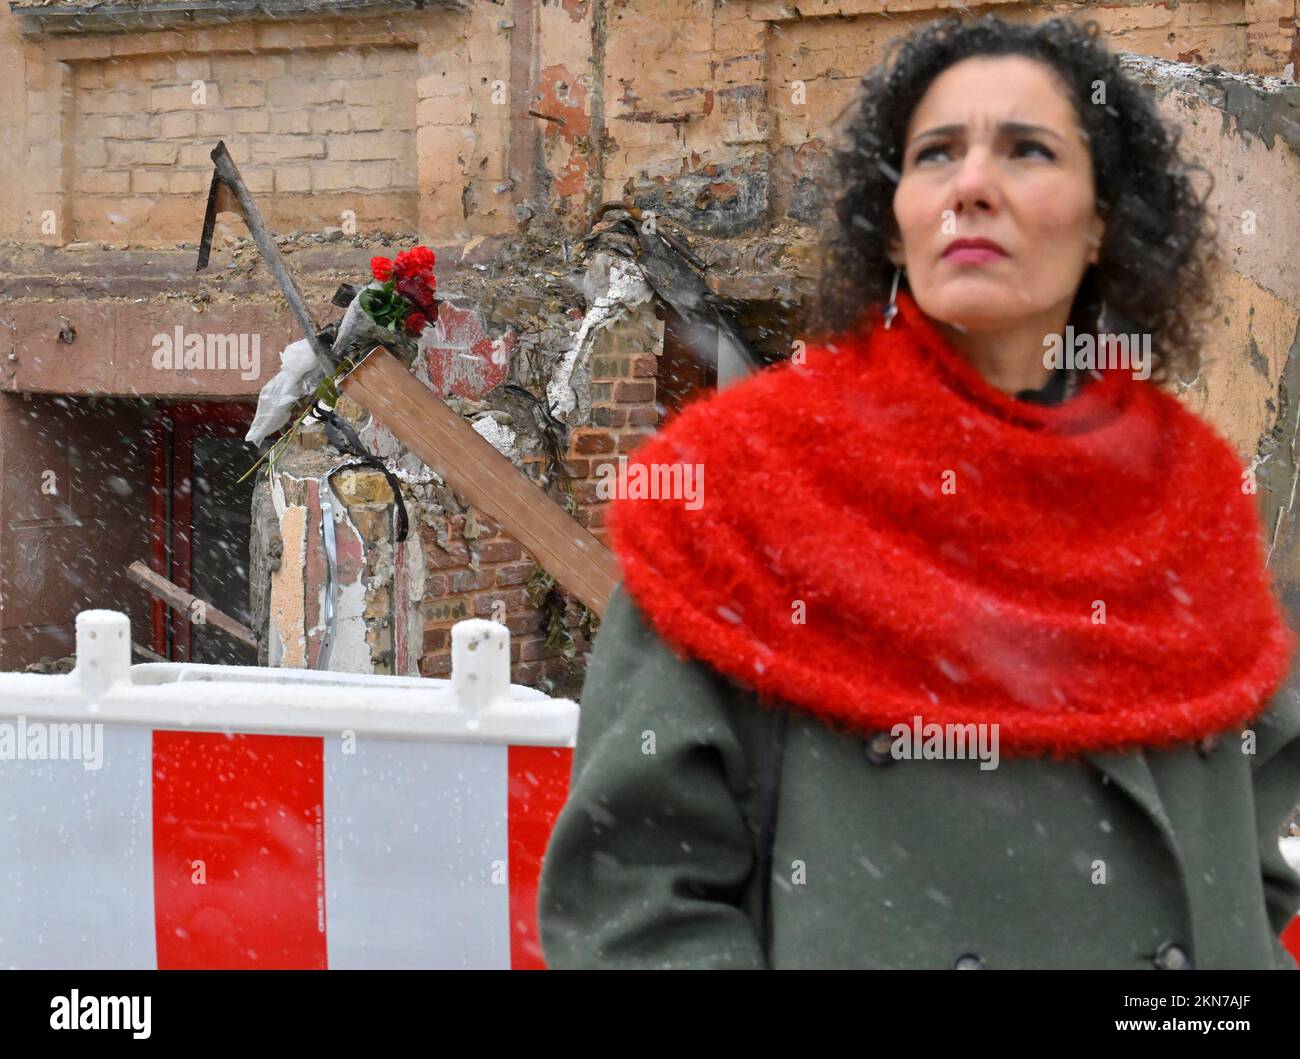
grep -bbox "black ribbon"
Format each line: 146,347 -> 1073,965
309,405 -> 410,544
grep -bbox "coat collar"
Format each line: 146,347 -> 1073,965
1085,682 -> 1300,874
1084,749 -> 1177,846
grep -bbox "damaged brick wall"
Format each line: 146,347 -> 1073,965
249,247 -> 662,696
251,450 -> 422,673
1,0 -> 1298,688
2,2 -> 521,243
68,45 -> 419,241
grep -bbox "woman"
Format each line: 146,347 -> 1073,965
537,14 -> 1300,969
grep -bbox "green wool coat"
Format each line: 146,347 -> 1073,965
537,581 -> 1300,970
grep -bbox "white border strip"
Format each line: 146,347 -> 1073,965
0,610 -> 578,748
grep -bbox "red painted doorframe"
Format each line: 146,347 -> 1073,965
149,403 -> 255,660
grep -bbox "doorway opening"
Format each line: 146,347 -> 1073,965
149,403 -> 257,665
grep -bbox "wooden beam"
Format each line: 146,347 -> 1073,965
126,561 -> 259,650
341,349 -> 619,617
199,142 -> 333,368
131,641 -> 167,664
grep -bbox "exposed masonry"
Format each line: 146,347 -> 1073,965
546,256 -> 653,422
253,440 -> 458,678
1259,321 -> 1300,596
1119,54 -> 1300,158
248,222 -> 666,697
1,2 -> 1298,709
64,43 -> 420,243
250,58 -> 1300,707
1117,58 -> 1300,580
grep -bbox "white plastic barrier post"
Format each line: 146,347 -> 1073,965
0,610 -> 579,970
74,610 -> 132,700
451,619 -> 511,718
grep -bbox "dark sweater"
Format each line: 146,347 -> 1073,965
1014,364 -> 1082,405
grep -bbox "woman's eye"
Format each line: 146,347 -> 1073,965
1014,140 -> 1055,160
915,143 -> 949,163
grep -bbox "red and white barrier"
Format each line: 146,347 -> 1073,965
1283,838 -> 1300,965
3,611 -> 1297,968
0,610 -> 575,969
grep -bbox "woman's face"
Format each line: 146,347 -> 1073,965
889,55 -> 1104,333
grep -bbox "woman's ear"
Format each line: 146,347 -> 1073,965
1086,217 -> 1104,266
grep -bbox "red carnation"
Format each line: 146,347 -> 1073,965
397,276 -> 436,314
393,245 -> 436,280
370,256 -> 394,282
404,311 -> 428,336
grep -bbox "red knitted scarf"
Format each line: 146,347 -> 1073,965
606,288 -> 1296,757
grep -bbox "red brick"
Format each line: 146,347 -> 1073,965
518,636 -> 549,662
542,654 -> 583,678
420,653 -> 451,677
626,406 -> 658,426
618,432 -> 655,453
451,568 -> 494,592
614,380 -> 656,403
588,458 -> 620,479
631,355 -> 659,378
495,561 -> 536,587
573,430 -> 615,454
513,661 -> 542,686
505,612 -> 546,635
591,406 -> 628,428
425,539 -> 471,568
475,539 -> 523,562
472,588 -> 530,617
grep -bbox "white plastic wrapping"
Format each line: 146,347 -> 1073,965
244,337 -> 322,445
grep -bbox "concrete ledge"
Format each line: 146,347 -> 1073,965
1119,52 -> 1300,157
9,0 -> 462,38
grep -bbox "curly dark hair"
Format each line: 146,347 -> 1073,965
810,13 -> 1219,384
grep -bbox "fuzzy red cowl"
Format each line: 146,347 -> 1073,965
606,288 -> 1296,757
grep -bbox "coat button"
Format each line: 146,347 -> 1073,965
1153,941 -> 1192,970
863,730 -> 895,765
953,953 -> 985,969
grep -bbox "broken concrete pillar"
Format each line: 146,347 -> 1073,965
251,448 -> 425,676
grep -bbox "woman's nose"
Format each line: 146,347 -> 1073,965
951,148 -> 998,214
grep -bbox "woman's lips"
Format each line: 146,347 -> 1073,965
943,246 -> 1007,264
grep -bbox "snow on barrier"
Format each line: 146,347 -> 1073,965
0,610 -> 577,970
3,612 -> 1298,968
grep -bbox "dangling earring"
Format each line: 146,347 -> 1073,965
883,265 -> 904,330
